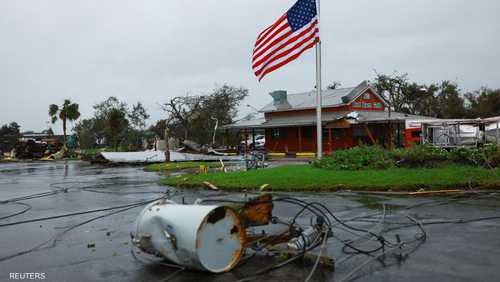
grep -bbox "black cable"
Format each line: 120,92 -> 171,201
0,200 -> 161,262
0,202 -> 32,220
0,197 -> 164,228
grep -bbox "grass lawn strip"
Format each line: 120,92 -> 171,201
160,164 -> 500,191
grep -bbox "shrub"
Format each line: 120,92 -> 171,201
391,144 -> 449,168
313,146 -> 394,170
448,144 -> 499,167
313,144 -> 500,170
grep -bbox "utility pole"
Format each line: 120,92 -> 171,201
164,128 -> 170,162
315,0 -> 323,158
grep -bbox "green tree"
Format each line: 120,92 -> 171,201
0,122 -> 21,152
92,97 -> 129,148
372,71 -> 468,118
433,81 -> 466,118
49,99 -> 80,149
107,108 -> 129,151
73,118 -> 97,149
465,88 -> 500,118
128,102 -> 150,150
129,102 -> 150,130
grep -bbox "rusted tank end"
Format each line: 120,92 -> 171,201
196,206 -> 246,273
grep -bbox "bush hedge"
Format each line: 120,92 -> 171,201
313,144 -> 500,170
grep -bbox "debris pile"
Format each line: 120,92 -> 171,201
11,138 -> 63,160
131,193 -> 428,280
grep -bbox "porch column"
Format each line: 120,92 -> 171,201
298,127 -> 302,152
397,123 -> 401,147
328,128 -> 332,154
387,122 -> 393,149
422,124 -> 426,144
223,129 -> 228,148
244,128 -> 248,156
252,129 -> 256,148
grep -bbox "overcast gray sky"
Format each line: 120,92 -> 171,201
1,0 -> 499,134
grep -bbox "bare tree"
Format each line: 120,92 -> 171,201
160,95 -> 203,140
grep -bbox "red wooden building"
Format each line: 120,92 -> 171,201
225,81 -> 430,155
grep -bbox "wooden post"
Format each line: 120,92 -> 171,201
387,122 -> 393,149
328,128 -> 332,154
252,129 -> 256,150
397,122 -> 401,147
244,128 -> 248,156
298,127 -> 302,152
422,123 -> 426,144
164,128 -> 170,162
223,129 -> 228,148
363,124 -> 377,145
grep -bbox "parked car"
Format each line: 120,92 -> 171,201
239,134 -> 265,152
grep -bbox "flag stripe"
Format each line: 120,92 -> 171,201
252,20 -> 318,68
254,27 -> 319,77
255,14 -> 287,45
254,22 -> 291,55
254,21 -> 290,53
252,0 -> 319,81
258,38 -> 318,81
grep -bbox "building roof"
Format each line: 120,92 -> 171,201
223,110 -> 432,129
259,81 -> 385,113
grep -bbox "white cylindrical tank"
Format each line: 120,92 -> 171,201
132,200 -> 246,273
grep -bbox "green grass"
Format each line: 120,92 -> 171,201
160,164 -> 500,191
145,161 -> 222,171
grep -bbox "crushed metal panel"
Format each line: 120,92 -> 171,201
99,150 -> 243,164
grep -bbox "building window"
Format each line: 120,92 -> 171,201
352,102 -> 362,108
362,102 -> 372,108
332,129 -> 345,140
272,128 -> 288,139
373,102 -> 382,109
363,93 -> 371,100
301,127 -> 313,139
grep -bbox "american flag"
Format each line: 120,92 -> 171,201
252,0 -> 319,81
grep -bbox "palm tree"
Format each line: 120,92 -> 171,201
49,99 -> 81,150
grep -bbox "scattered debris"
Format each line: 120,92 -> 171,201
95,150 -> 243,164
132,194 -> 336,274
10,138 -> 63,160
199,165 -> 209,174
87,242 -> 95,248
409,189 -> 464,196
203,181 -> 219,191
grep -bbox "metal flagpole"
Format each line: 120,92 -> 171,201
315,0 -> 323,158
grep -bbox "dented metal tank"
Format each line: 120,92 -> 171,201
132,200 -> 246,273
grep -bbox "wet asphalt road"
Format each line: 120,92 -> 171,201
1,161 -> 500,282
